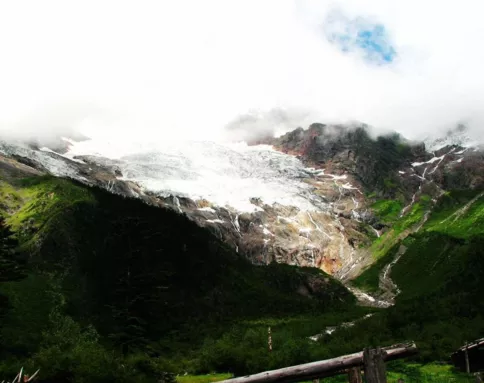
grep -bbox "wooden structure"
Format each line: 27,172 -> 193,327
218,342 -> 417,383
452,338 -> 484,373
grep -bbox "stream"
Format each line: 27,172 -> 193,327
309,245 -> 405,341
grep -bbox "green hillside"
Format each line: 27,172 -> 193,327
346,190 -> 484,360
0,172 -> 356,382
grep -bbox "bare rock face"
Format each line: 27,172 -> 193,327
146,165 -> 375,276
270,123 -> 428,200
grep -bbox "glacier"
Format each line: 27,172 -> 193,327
2,136 -> 331,213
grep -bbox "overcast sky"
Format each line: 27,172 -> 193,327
0,0 -> 483,143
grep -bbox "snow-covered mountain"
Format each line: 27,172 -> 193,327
1,122 -> 483,287
0,133 -> 370,277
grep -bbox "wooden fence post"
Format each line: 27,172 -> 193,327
465,342 -> 470,374
347,367 -> 362,383
268,327 -> 272,352
363,347 -> 387,383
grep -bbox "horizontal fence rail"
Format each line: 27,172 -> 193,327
217,342 -> 418,383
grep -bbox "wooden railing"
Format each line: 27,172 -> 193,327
217,342 -> 417,383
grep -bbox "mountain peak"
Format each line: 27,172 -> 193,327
423,124 -> 479,152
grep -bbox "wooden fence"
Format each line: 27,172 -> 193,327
217,342 -> 417,383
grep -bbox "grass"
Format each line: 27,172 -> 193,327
385,362 -> 475,383
182,364 -> 474,383
0,176 -> 96,253
7,176 -> 95,229
369,197 -> 430,260
353,195 -> 434,290
238,305 -> 374,329
0,181 -> 23,216
387,190 -> 484,300
311,363 -> 474,382
320,376 -> 473,383
424,191 -> 484,239
372,199 -> 403,224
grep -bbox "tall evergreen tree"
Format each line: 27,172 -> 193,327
104,217 -> 172,355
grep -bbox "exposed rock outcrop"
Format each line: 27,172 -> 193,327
269,123 -> 428,200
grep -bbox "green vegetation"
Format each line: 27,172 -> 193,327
2,160 -> 484,382
389,362 -> 474,382
356,190 -> 484,293
372,199 -> 403,224
183,363 -> 473,383
357,196 -> 429,266
347,189 -> 484,365
424,191 -> 484,238
316,362 -> 474,382
351,244 -> 399,292
193,307 -> 373,376
0,181 -> 23,215
0,173 -> 359,382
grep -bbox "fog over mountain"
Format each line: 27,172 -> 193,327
0,0 -> 483,146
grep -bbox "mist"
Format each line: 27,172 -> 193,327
0,0 -> 483,146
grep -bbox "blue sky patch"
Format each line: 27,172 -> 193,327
324,11 -> 397,65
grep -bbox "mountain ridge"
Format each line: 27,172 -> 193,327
2,123 -> 483,283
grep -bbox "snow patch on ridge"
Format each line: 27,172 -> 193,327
412,156 -> 444,167
422,125 -> 480,152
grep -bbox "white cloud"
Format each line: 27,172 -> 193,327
0,0 -> 483,144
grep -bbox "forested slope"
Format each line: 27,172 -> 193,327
345,190 -> 484,360
0,159 -> 354,382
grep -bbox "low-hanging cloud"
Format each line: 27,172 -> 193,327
223,108 -> 319,143
0,0 -> 483,146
